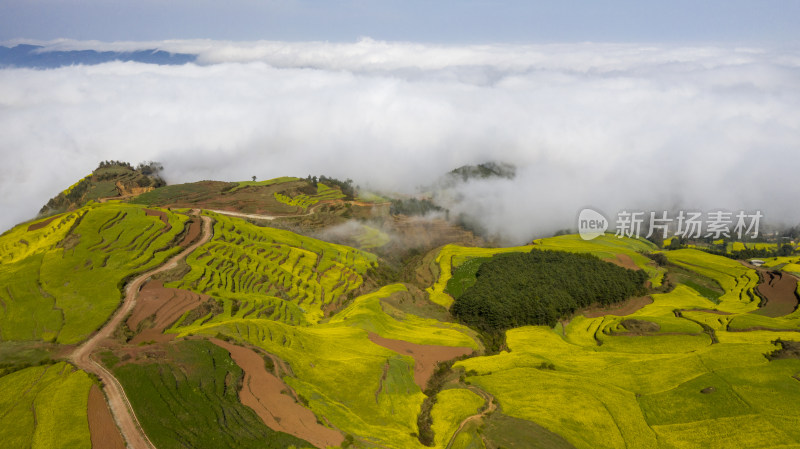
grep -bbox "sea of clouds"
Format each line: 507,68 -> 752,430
1,39 -> 798,242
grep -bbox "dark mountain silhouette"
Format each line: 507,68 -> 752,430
0,44 -> 196,68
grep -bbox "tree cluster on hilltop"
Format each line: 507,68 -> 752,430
39,160 -> 166,215
96,160 -> 134,170
304,174 -> 355,200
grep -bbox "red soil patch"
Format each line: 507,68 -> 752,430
581,296 -> 654,318
179,218 -> 202,248
27,214 -> 62,232
127,281 -> 206,344
144,208 -> 171,233
755,271 -> 799,317
211,339 -> 342,449
87,384 -> 126,449
368,332 -> 473,389
604,254 -> 640,270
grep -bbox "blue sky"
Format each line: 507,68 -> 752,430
1,0 -> 799,44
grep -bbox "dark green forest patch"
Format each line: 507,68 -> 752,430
450,250 -> 649,331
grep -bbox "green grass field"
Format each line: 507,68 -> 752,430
664,249 -> 760,313
451,275 -> 800,449
111,339 -> 312,449
227,177 -> 301,193
0,203 -> 188,343
430,388 -> 484,448
728,242 -> 778,253
0,362 -> 93,449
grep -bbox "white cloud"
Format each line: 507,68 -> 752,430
1,39 -> 799,241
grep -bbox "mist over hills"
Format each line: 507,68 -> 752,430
1,39 -> 799,242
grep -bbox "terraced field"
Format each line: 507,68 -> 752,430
168,212 -> 377,324
0,202 -> 189,343
132,178 -> 323,216
274,182 -> 346,211
228,177 -> 301,193
664,249 -> 760,313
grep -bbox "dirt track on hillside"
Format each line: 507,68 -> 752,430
445,386 -> 496,449
368,332 -> 473,389
70,212 -> 213,449
211,339 -> 343,449
207,201 -> 330,221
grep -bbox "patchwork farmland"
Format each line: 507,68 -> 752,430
1,173 -> 799,449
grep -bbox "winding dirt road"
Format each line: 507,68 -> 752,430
69,212 -> 213,449
207,198 -> 373,222
206,202 -> 327,221
445,386 -> 497,449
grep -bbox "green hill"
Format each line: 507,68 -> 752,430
39,161 -> 165,216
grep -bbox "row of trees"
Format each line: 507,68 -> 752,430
304,175 -> 355,199
389,198 -> 444,216
450,250 -> 649,331
96,160 -> 133,170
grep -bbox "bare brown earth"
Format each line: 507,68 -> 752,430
114,181 -> 154,197
27,214 -> 62,231
127,280 -> 206,345
70,213 -> 213,449
755,271 -> 799,317
178,218 -> 202,247
87,384 -> 126,449
368,332 -> 473,389
767,339 -> 800,360
210,339 -> 343,449
581,296 -> 654,318
604,253 -> 640,270
144,208 -> 170,233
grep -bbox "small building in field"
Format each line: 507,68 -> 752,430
750,259 -> 765,267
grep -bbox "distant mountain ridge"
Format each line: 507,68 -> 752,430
447,161 -> 516,182
0,44 -> 196,68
